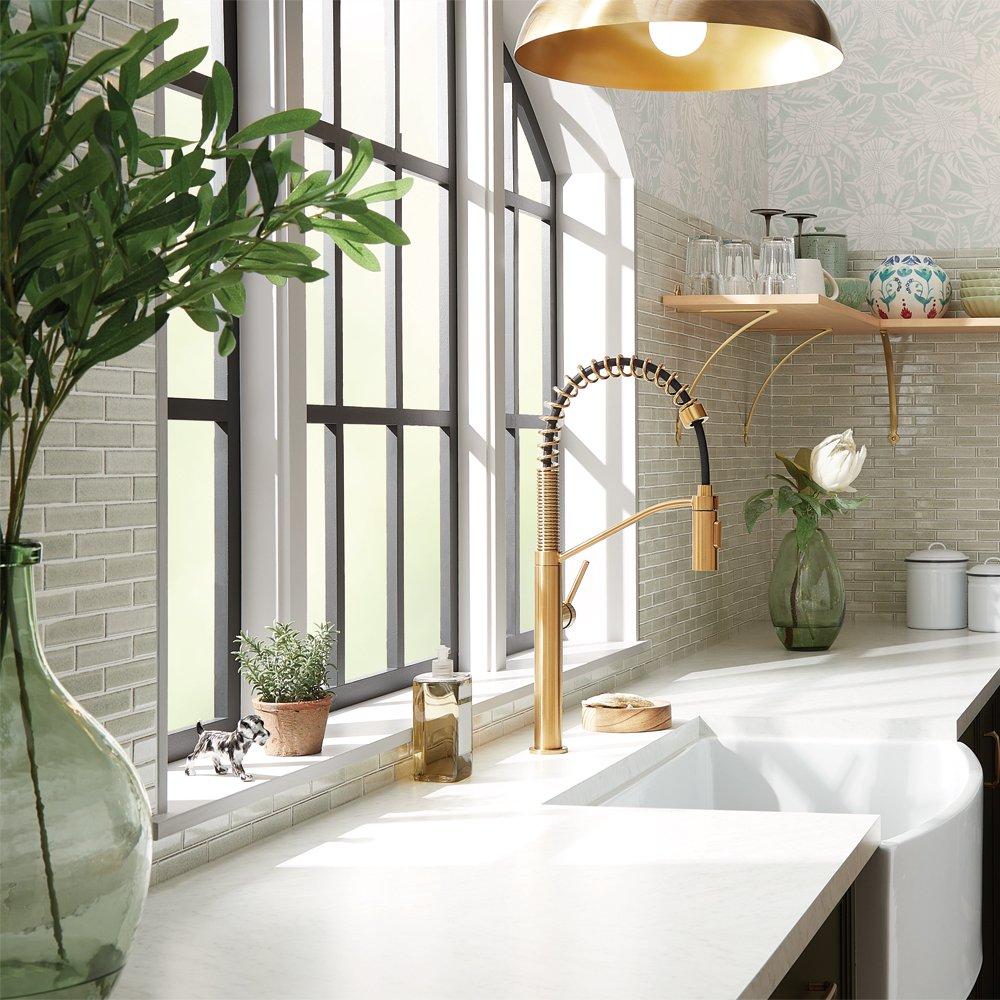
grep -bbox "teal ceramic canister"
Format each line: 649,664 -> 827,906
798,226 -> 848,278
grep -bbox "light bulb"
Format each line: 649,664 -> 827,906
648,20 -> 708,57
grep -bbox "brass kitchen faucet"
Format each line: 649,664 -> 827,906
532,356 -> 721,754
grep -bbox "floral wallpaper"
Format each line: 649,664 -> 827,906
767,0 -> 1000,248
605,87 -> 768,238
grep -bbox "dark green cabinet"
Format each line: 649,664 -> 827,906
771,889 -> 854,1000
960,682 -> 999,1000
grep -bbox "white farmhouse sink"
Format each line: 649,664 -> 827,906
592,735 -> 983,1000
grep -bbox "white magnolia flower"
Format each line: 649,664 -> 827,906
810,429 -> 867,493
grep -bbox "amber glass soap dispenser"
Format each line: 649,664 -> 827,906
412,646 -> 471,783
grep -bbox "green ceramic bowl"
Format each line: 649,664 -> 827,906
837,277 -> 870,312
960,271 -> 1000,282
961,295 -> 1000,318
960,281 -> 1000,292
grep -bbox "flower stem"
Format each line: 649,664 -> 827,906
3,579 -> 67,963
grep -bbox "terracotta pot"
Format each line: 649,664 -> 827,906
252,694 -> 333,756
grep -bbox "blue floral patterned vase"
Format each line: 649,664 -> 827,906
867,254 -> 952,319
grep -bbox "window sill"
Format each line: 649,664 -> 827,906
153,639 -> 646,838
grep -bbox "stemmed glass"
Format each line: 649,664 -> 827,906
684,236 -> 721,295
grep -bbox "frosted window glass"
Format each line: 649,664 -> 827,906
516,118 -> 547,204
302,0 -> 334,120
404,427 -> 442,665
305,137 -> 336,405
164,88 -> 225,399
167,421 -> 223,730
344,426 -> 387,681
399,0 -> 448,165
306,424 -> 333,635
518,430 -> 536,634
517,214 -> 547,415
402,174 -> 445,409
162,0 -> 223,76
342,165 -> 391,407
340,0 -> 392,145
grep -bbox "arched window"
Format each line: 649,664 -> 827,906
503,50 -> 558,652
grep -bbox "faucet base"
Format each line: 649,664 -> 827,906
530,746 -> 568,755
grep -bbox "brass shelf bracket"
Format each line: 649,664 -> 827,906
880,331 -> 900,446
742,328 -> 833,445
675,309 -> 777,443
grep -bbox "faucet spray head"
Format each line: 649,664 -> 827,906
691,485 -> 721,572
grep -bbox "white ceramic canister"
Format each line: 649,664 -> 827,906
906,543 -> 968,629
967,558 -> 1000,632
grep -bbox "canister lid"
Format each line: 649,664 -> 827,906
905,542 -> 968,563
968,557 -> 1000,577
804,225 -> 847,238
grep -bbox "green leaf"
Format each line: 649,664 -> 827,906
135,46 -> 208,100
115,193 -> 199,237
215,278 -> 246,317
350,177 -> 414,203
309,217 -> 382,244
199,72 -> 217,145
342,205 -> 409,245
251,140 -> 278,220
32,152 -> 112,216
333,135 -> 373,194
743,489 -> 773,533
211,60 -> 233,145
184,303 -> 219,332
794,506 -> 818,551
229,108 -> 321,145
218,324 -> 237,357
96,256 -> 169,305
331,234 -> 379,271
775,452 -> 810,490
60,42 -> 138,108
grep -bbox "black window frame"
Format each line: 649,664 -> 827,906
304,0 -> 459,708
163,0 -> 242,762
503,49 -> 559,655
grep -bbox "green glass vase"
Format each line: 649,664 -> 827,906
1,543 -> 151,999
768,528 -> 845,651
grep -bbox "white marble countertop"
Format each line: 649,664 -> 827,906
119,623 -> 1000,1000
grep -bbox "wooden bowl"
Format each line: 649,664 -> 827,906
582,698 -> 672,734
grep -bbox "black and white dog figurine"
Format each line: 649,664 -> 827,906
184,715 -> 270,781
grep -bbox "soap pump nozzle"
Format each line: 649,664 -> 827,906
431,645 -> 454,678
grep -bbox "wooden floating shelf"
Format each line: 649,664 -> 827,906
659,295 -> 1000,447
661,294 -> 1000,335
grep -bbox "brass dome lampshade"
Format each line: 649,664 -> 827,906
514,0 -> 844,91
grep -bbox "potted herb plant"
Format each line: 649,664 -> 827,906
744,430 -> 867,651
1,4 -> 408,995
235,622 -> 337,756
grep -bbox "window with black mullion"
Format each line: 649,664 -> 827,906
303,0 -> 456,708
162,0 -> 241,761
504,49 -> 558,654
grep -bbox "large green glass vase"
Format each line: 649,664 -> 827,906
768,528 -> 845,651
1,543 -> 151,999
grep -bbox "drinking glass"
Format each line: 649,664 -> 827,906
683,236 -> 721,295
757,236 -> 798,294
720,240 -> 755,294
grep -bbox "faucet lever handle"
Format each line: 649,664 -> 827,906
561,560 -> 590,629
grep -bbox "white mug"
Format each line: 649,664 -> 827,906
795,258 -> 839,299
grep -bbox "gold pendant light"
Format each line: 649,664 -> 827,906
514,0 -> 843,91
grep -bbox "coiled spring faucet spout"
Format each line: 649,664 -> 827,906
532,355 -> 721,754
